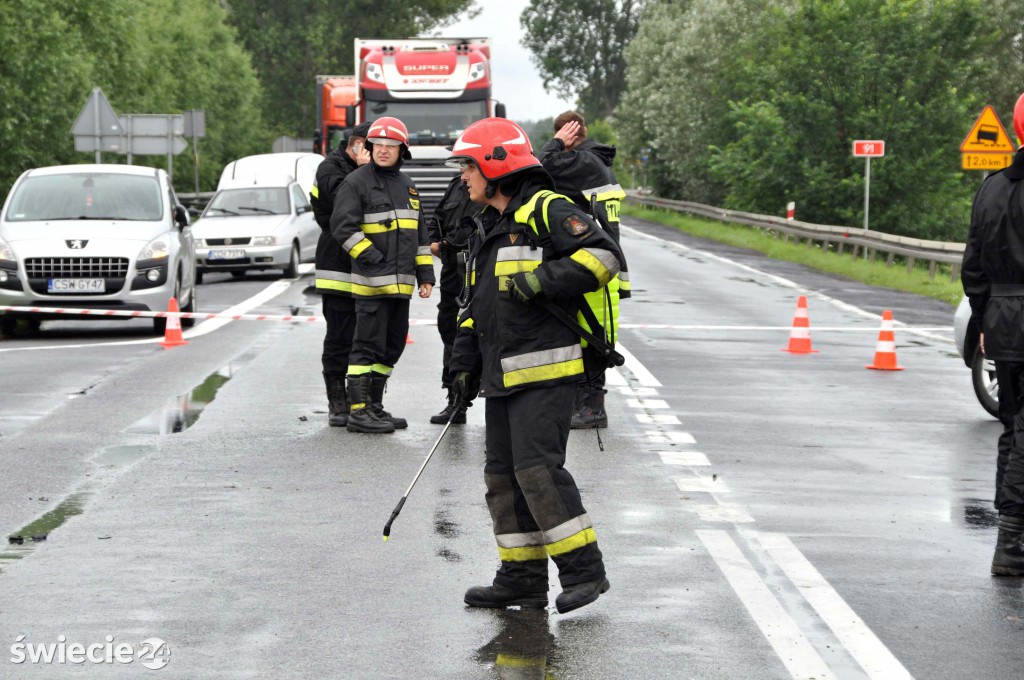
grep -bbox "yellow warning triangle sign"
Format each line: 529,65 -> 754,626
961,105 -> 1015,152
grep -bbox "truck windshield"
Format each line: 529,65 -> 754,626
205,188 -> 290,217
365,100 -> 489,145
4,173 -> 163,222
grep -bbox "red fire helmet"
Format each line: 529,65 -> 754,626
367,117 -> 409,146
446,118 -> 540,182
1014,93 -> 1024,146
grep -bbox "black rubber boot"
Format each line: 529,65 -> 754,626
555,577 -> 610,614
369,374 -> 408,430
992,515 -> 1024,576
430,388 -> 468,425
346,375 -> 395,434
464,583 -> 548,609
570,388 -> 608,429
325,374 -> 349,427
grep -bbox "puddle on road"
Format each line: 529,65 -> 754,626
124,330 -> 285,435
1,445 -> 153,573
961,498 -> 999,529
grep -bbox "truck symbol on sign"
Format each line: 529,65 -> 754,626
976,124 -> 1000,146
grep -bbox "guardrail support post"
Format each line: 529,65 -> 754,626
906,256 -> 916,274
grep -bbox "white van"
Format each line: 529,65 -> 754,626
216,153 -> 322,197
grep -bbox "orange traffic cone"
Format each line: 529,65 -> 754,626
159,297 -> 188,349
406,332 -> 414,344
782,295 -> 818,354
866,310 -> 903,370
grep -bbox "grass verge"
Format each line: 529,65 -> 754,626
623,202 -> 963,307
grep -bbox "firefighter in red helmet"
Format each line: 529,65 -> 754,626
448,117 -> 621,613
962,92 -> 1024,575
330,116 -> 434,433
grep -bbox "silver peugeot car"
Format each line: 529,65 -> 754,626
0,164 -> 197,335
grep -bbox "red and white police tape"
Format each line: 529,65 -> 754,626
0,305 -> 953,333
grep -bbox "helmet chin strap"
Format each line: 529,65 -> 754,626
485,183 -> 497,199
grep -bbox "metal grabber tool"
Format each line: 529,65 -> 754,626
382,397 -> 465,541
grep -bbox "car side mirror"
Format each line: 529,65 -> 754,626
296,204 -> 310,215
173,204 -> 190,228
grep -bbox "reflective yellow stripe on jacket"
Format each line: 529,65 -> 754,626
500,344 -> 583,389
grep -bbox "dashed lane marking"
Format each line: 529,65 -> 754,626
627,398 -> 669,409
697,530 -> 837,680
657,450 -> 710,466
693,504 -> 755,523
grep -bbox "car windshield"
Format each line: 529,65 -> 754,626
4,172 -> 163,222
363,100 -> 489,145
205,188 -> 290,217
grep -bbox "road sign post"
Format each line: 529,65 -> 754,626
183,110 -> 206,194
852,140 -> 885,231
71,88 -> 124,161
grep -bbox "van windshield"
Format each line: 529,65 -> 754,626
204,188 -> 290,217
4,172 -> 163,221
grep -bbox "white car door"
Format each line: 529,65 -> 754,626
290,183 -> 318,261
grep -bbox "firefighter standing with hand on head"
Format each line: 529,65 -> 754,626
539,111 -> 629,430
428,175 -> 482,424
447,118 -> 621,613
311,121 -> 371,428
962,92 -> 1024,577
330,116 -> 435,434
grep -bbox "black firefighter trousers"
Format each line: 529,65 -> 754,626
483,382 -> 606,592
348,298 -> 410,375
995,361 -> 1024,518
321,295 -> 356,378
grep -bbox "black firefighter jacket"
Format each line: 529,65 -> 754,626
328,160 -> 434,299
311,148 -> 359,296
539,137 -> 630,298
450,175 -> 623,398
962,148 -> 1024,362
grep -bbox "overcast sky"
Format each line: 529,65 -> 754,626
429,1 -> 575,125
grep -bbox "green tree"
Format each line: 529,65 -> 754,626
0,1 -> 92,197
222,0 -> 477,137
521,0 -> 647,121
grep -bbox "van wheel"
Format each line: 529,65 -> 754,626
971,348 -> 999,419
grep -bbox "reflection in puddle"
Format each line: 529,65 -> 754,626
125,367 -> 234,434
476,609 -> 556,678
1,445 -> 154,574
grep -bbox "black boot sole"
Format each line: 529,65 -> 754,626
991,564 -> 1024,576
464,593 -> 548,609
556,578 -> 610,614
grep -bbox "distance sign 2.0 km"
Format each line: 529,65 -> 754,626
961,153 -> 1013,171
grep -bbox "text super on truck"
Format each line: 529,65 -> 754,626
316,38 -> 505,218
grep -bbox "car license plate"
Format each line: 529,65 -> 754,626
208,249 -> 245,260
47,278 -> 106,293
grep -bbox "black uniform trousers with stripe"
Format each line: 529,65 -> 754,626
484,382 -> 605,591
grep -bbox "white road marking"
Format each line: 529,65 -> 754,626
0,278 -> 298,353
605,366 -> 627,386
636,413 -> 681,425
697,530 -> 836,680
693,504 -> 755,523
618,386 -> 659,396
616,343 -> 662,386
657,450 -> 710,466
674,475 -> 727,493
752,531 -> 915,680
645,431 -> 696,444
621,223 -> 953,344
627,398 -> 669,409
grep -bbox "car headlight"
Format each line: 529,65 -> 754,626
0,237 -> 14,263
196,238 -> 207,248
365,62 -> 385,83
138,234 -> 170,260
251,236 -> 276,246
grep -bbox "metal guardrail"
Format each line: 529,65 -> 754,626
627,194 -> 965,282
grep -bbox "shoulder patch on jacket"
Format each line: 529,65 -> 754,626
408,187 -> 419,196
562,214 -> 590,237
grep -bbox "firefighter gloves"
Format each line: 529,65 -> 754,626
453,371 -> 480,402
509,271 -> 543,304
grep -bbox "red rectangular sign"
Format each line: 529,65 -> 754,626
853,140 -> 885,157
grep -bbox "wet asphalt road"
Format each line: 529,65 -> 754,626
0,219 -> 1021,679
